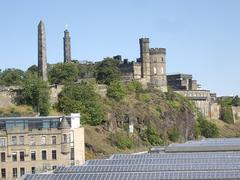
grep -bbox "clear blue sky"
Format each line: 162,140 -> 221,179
0,0 -> 239,96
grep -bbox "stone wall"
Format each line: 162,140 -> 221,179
232,106 -> 240,123
210,103 -> 220,120
49,85 -> 64,105
0,86 -> 20,107
175,90 -> 212,118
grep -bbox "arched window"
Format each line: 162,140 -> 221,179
153,67 -> 157,75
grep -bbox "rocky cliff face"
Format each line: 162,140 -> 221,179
104,89 -> 196,141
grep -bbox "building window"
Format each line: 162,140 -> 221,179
161,57 -> 164,62
12,168 -> 17,178
20,167 -> 25,177
30,136 -> 35,145
70,148 -> 74,160
31,167 -> 36,174
20,151 -> 25,161
52,150 -> 57,160
12,152 -> 17,161
52,136 -> 56,144
41,136 -> 46,145
19,136 -> 24,145
31,151 -> 36,161
63,134 -> 68,143
1,152 -> 5,162
12,136 -> 17,145
42,150 -> 47,160
52,166 -> 57,170
1,168 -> 6,179
0,138 -> 5,147
153,67 -> 157,75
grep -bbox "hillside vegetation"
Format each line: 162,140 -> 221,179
0,59 -> 236,158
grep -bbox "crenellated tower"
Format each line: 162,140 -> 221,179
149,48 -> 167,92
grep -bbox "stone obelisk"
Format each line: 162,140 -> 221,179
38,20 -> 48,81
63,28 -> 72,63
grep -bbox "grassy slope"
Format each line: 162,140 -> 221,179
212,119 -> 240,137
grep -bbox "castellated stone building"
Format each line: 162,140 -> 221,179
0,114 -> 85,180
117,38 -> 168,92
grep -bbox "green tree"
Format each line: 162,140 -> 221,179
220,105 -> 234,124
197,115 -> 219,138
232,96 -> 240,106
48,63 -> 79,84
127,80 -> 143,93
96,58 -> 121,85
57,82 -> 104,125
21,73 -> 50,116
26,65 -> 38,74
0,68 -> 24,86
141,126 -> 163,146
107,81 -> 126,101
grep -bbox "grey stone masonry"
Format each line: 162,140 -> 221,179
38,21 -> 48,81
63,29 -> 71,63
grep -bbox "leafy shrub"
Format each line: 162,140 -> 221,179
107,81 -> 126,101
0,68 -> 24,86
139,93 -> 151,103
127,80 -> 143,93
110,132 -> 133,149
96,58 -> 121,85
48,63 -> 79,84
197,115 -> 219,138
168,128 -> 181,142
57,82 -> 104,125
141,126 -> 163,146
220,105 -> 234,124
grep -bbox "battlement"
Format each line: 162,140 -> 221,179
139,38 -> 150,43
149,48 -> 166,55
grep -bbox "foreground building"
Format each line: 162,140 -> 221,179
0,114 -> 85,180
21,138 -> 240,180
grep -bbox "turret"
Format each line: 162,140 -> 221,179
59,116 -> 70,154
149,47 -> 167,92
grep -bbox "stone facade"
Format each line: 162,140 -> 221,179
232,106 -> 240,123
0,114 -> 85,180
167,74 -> 199,91
175,90 -> 220,120
38,21 -> 48,81
117,38 -> 167,92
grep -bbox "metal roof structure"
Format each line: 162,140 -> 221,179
20,138 -> 240,180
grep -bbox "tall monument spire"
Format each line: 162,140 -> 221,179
38,20 -> 48,81
63,27 -> 71,63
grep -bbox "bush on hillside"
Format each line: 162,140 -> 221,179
48,63 -> 79,84
168,128 -> 181,142
110,132 -> 133,149
141,126 -> 164,146
107,81 -> 126,101
57,82 -> 104,125
197,115 -> 219,138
